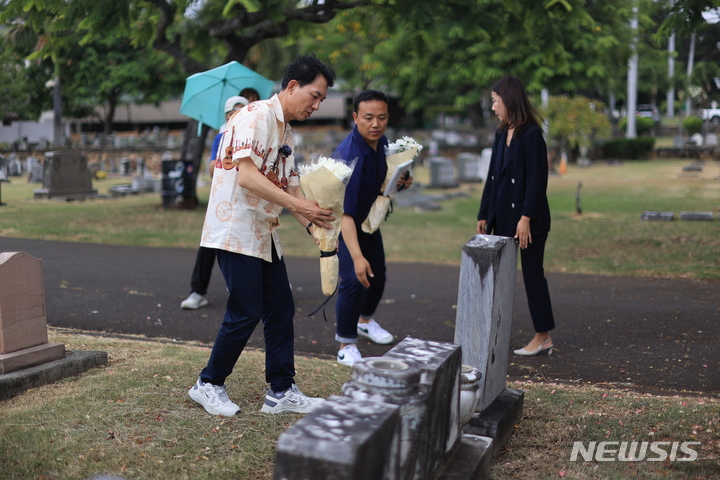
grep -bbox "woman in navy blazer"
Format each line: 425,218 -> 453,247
477,75 -> 555,356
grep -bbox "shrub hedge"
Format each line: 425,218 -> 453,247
617,116 -> 656,135
683,116 -> 703,136
602,137 -> 656,159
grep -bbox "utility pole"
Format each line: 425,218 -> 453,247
626,2 -> 639,139
667,0 -> 675,117
685,31 -> 696,116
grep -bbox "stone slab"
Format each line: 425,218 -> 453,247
436,434 -> 493,480
454,235 -> 517,411
680,212 -> 714,221
0,342 -> 65,374
640,211 -> 674,221
462,388 -> 524,460
384,337 -> 463,478
0,252 -> 48,354
274,395 -> 402,480
0,350 -> 108,401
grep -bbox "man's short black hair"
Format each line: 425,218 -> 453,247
354,90 -> 389,113
281,55 -> 335,90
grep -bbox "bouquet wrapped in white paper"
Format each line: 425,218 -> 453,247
361,136 -> 424,234
298,156 -> 356,295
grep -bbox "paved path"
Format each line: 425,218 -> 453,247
1,237 -> 717,395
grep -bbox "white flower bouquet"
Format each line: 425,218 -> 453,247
361,136 -> 424,234
298,156 -> 356,295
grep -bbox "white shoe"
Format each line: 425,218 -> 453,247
181,292 -> 209,310
260,384 -> 324,414
337,344 -> 362,366
188,378 -> 241,416
357,319 -> 394,344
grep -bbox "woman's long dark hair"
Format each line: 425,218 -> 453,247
491,75 -> 543,136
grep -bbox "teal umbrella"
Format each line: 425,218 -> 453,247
179,61 -> 275,132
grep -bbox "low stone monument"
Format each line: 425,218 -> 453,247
34,151 -> 98,200
0,252 -> 65,374
274,338 -> 493,480
0,252 -> 108,401
680,211 -> 714,221
641,211 -> 674,221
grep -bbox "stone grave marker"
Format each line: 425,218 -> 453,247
34,151 -> 98,200
641,211 -> 674,221
0,156 -> 7,181
680,212 -> 714,221
0,252 -> 65,374
454,235 -> 517,411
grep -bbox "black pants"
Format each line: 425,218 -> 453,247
190,247 -> 216,295
519,234 -> 555,333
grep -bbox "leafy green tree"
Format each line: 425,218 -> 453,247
303,0 -> 636,126
0,23 -> 54,122
543,96 -> 612,161
1,0 -> 377,184
60,38 -> 185,135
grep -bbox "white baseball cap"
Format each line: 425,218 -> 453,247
224,96 -> 249,113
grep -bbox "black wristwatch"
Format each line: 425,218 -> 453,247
306,222 -> 313,235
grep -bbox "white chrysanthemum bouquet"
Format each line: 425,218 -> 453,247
298,156 -> 356,295
361,136 -> 424,234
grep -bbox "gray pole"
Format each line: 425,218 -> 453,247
685,31 -> 696,116
667,0 -> 676,117
626,3 -> 639,139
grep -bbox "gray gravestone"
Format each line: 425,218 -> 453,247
384,338 -> 463,478
8,158 -> 22,176
454,235 -> 517,411
34,151 -> 98,200
680,212 -> 714,221
641,211 -> 674,221
429,157 -> 459,188
274,396 -> 402,480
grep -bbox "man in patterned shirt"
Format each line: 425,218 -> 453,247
188,55 -> 336,416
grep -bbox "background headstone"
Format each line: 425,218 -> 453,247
641,211 -> 674,221
429,157 -> 459,188
34,151 -> 98,200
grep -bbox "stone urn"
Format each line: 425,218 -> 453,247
459,364 -> 482,425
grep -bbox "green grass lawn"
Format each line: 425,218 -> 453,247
1,158 -> 719,279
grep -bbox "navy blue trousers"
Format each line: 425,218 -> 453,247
334,229 -> 386,343
199,246 -> 295,392
519,234 -> 555,333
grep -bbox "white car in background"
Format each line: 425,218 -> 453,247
701,108 -> 720,124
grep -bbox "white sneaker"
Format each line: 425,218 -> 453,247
181,292 -> 209,310
260,384 -> 324,414
357,319 -> 394,344
337,344 -> 362,366
188,379 -> 241,416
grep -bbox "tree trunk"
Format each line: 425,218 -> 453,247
179,119 -> 211,209
466,102 -> 485,128
103,91 -> 117,138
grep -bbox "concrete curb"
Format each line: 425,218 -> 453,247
0,350 -> 108,401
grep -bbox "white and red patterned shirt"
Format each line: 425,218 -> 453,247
200,94 -> 300,261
